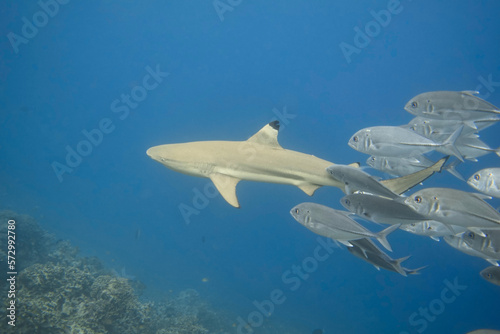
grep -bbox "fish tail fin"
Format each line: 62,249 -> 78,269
496,146 -> 500,157
375,224 -> 400,252
441,125 -> 464,162
407,265 -> 428,275
396,255 -> 411,265
444,159 -> 465,181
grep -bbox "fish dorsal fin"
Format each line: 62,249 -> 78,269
246,121 -> 282,149
298,182 -> 322,196
461,90 -> 479,96
209,173 -> 241,208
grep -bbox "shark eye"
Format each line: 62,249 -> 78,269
411,101 -> 418,108
474,174 -> 480,181
414,196 -> 422,203
353,136 -> 359,142
487,273 -> 492,279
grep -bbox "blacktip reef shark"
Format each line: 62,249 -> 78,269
147,121 -> 446,208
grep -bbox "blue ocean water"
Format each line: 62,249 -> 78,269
1,1 -> 499,333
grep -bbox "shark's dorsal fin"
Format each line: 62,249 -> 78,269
209,173 -> 241,208
246,121 -> 283,149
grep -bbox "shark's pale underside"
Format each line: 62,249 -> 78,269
147,121 -> 445,207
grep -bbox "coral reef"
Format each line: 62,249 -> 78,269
0,211 -> 233,334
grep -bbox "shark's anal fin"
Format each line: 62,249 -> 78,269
298,182 -> 322,196
246,121 -> 283,149
209,173 -> 241,208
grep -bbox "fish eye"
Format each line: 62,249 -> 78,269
487,273 -> 492,279
414,196 -> 422,203
294,209 -> 299,214
468,232 -> 475,239
474,174 -> 480,181
371,157 -> 375,161
410,223 -> 415,226
353,136 -> 359,142
411,101 -> 418,108
344,199 -> 351,206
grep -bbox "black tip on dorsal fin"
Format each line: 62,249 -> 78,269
269,120 -> 280,131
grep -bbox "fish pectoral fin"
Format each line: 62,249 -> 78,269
470,192 -> 493,201
467,227 -> 487,237
297,182 -> 322,196
486,259 -> 499,266
246,121 -> 283,149
338,240 -> 353,247
209,173 -> 241,208
348,162 -> 361,168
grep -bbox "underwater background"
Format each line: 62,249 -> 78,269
1,1 -> 500,333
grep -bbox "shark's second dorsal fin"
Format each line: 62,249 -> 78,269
246,121 -> 282,149
209,173 -> 241,208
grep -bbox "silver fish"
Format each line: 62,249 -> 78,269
347,238 -> 425,276
444,235 -> 499,266
404,188 -> 500,233
406,116 -> 499,139
290,202 -> 398,251
399,220 -> 466,241
456,136 -> 500,161
341,193 -> 427,225
366,155 -> 463,180
479,266 -> 500,287
404,90 -> 500,127
326,164 -> 399,199
348,126 -> 464,161
462,229 -> 500,259
468,168 -> 500,198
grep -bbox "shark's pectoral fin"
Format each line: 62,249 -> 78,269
246,121 -> 283,149
297,182 -> 322,196
209,173 -> 241,208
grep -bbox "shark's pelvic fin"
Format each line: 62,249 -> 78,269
209,173 -> 241,208
246,120 -> 283,149
298,182 -> 322,196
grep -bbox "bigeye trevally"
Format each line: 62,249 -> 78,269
290,202 -> 398,252
404,90 -> 500,128
468,168 -> 500,198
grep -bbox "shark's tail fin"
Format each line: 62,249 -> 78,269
375,224 -> 400,252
